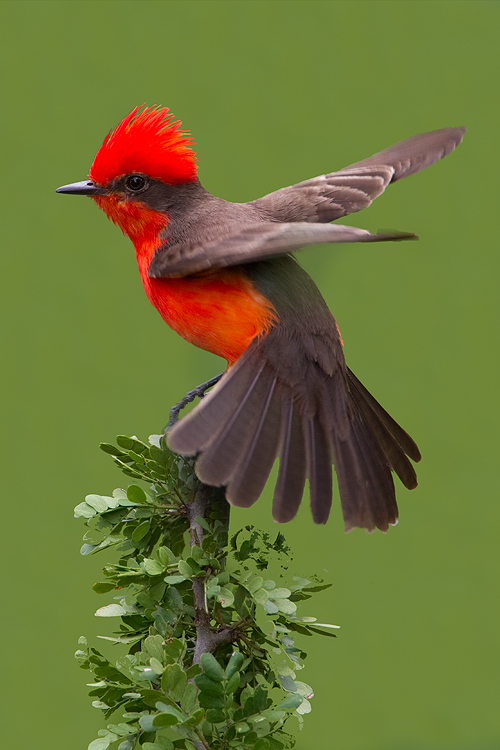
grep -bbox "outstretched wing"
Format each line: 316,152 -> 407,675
149,126 -> 464,278
148,223 -> 416,278
251,127 -> 466,223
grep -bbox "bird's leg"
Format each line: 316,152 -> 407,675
165,373 -> 224,430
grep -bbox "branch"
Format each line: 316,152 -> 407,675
186,482 -> 235,663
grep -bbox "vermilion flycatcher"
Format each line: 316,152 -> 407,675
57,106 -> 465,532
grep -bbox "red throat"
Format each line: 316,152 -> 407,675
92,194 -> 168,244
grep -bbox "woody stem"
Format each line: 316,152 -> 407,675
186,482 -> 233,665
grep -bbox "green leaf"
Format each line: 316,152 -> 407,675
85,494 -> 112,513
198,692 -> 224,710
294,681 -> 313,698
305,625 -> 338,638
286,621 -> 311,636
132,521 -> 150,541
171,670 -> 187,702
81,543 -> 99,556
205,709 -> 225,724
180,682 -> 198,713
153,607 -> 175,636
92,582 -> 116,594
254,740 -> 271,750
127,485 -> 148,504
274,599 -> 297,615
269,588 -> 291,599
143,558 -> 164,576
234,585 -> 252,617
235,721 -> 250,733
262,579 -> 276,591
117,435 -> 148,452
263,600 -> 279,615
261,710 -> 286,722
194,673 -> 224,696
178,560 -> 194,578
88,739 -> 113,750
117,739 -> 136,750
74,502 -> 96,519
301,583 -> 333,593
225,670 -> 240,695
99,442 -> 123,456
164,575 -> 186,585
161,663 -> 183,692
200,653 -> 225,682
225,650 -> 244,679
142,739 -> 174,750
276,695 -> 303,710
151,713 -> 178,728
94,603 -> 128,617
310,622 -> 340,630
182,707 -> 204,727
164,586 -> 184,612
185,556 -> 202,575
138,715 -> 156,732
279,675 -> 296,692
253,685 -> 268,713
163,638 -> 185,663
149,658 -> 164,675
158,546 -> 176,565
217,586 -> 234,608
296,698 -> 312,715
190,544 -> 203,561
154,704 -> 187,725
247,576 -> 264,594
250,718 -> 270,735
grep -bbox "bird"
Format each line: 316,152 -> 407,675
56,105 -> 465,532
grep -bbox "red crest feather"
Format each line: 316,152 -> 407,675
89,105 -> 198,186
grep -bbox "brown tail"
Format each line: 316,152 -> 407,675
167,342 -> 420,533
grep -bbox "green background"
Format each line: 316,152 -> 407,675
1,1 -> 498,748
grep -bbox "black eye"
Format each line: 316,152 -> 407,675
125,174 -> 147,192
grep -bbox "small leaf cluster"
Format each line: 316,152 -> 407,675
76,435 -> 338,750
75,435 -> 200,560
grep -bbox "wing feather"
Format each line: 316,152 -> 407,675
149,222 -> 416,278
252,127 -> 466,223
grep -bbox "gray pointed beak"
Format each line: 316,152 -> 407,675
56,180 -> 103,195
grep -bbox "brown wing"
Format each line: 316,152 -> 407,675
148,222 -> 416,278
251,127 -> 466,223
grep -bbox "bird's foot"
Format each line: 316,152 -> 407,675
164,373 -> 224,431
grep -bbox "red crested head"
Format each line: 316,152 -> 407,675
89,105 -> 198,187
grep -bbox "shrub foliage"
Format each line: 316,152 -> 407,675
75,434 -> 338,750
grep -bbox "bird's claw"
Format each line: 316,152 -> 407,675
164,373 -> 224,432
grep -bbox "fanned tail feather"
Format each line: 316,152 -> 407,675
168,343 -> 420,532
272,396 -> 307,523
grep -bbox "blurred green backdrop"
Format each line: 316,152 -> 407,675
1,1 -> 498,748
